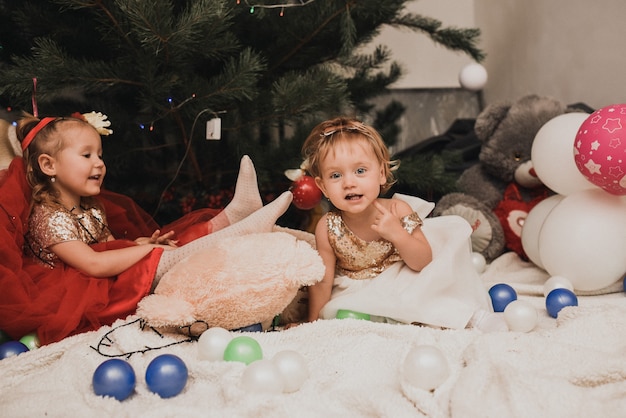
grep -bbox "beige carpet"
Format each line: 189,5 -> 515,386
1,252 -> 625,418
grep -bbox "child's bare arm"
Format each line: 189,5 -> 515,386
51,240 -> 167,277
306,215 -> 336,322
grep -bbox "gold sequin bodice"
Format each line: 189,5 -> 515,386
24,203 -> 112,267
326,210 -> 423,280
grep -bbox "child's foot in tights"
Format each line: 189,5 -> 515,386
209,155 -> 263,232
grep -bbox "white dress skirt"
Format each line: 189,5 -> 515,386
319,194 -> 492,329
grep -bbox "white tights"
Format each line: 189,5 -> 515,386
207,155 -> 263,232
152,191 -> 293,290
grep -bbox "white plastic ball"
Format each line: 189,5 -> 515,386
470,252 -> 487,274
459,63 -> 488,91
503,300 -> 538,333
272,350 -> 310,393
241,359 -> 285,395
520,195 -> 564,268
402,345 -> 450,391
198,327 -> 233,361
543,275 -> 575,297
539,189 -> 626,291
531,113 -> 597,196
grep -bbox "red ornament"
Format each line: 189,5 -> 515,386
290,175 -> 322,210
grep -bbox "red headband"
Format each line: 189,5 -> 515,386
21,117 -> 56,151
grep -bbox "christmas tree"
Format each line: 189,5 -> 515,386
0,0 -> 484,225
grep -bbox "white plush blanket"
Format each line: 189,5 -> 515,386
2,253 -> 626,418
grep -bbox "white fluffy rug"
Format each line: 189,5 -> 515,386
1,253 -> 626,418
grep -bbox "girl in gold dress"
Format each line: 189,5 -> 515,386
299,117 -> 503,331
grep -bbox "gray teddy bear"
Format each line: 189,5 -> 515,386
433,94 -> 581,262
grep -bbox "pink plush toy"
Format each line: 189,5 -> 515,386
137,228 -> 324,331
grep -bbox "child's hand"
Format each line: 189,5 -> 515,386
135,230 -> 179,248
370,200 -> 405,241
283,322 -> 303,330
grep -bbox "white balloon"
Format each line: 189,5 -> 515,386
543,275 -> 574,297
539,189 -> 626,291
402,345 -> 450,391
241,359 -> 285,394
272,350 -> 310,393
520,195 -> 564,268
458,63 -> 488,91
503,300 -> 538,332
198,327 -> 233,361
470,252 -> 487,274
531,113 -> 597,195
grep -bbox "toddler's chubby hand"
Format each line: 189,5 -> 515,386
370,200 -> 405,240
135,230 -> 179,248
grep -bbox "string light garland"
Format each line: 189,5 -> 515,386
90,318 -> 197,358
137,93 -> 197,132
236,0 -> 317,16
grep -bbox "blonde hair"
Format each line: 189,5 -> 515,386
16,114 -> 96,208
301,116 -> 399,193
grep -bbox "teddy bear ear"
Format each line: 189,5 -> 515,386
474,100 -> 512,143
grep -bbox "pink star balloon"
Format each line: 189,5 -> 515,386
574,104 -> 626,195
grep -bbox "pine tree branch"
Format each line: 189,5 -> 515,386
54,0 -> 137,51
389,13 -> 485,62
269,0 -> 357,71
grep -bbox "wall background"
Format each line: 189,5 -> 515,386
475,0 -> 626,109
372,0 -> 477,89
368,0 -> 625,151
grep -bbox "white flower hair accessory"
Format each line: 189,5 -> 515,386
284,159 -> 309,181
72,111 -> 113,135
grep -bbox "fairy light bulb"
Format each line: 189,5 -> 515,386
237,0 -> 317,14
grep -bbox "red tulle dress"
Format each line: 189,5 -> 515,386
0,157 -> 221,345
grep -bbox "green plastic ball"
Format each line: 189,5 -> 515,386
19,333 -> 40,350
335,309 -> 371,320
223,336 -> 263,365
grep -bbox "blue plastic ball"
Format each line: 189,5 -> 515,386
622,274 -> 626,292
545,288 -> 578,318
145,354 -> 188,398
488,283 -> 518,312
233,323 -> 263,332
0,341 -> 29,360
92,359 -> 136,401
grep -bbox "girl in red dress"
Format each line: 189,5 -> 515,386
0,112 -> 291,345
